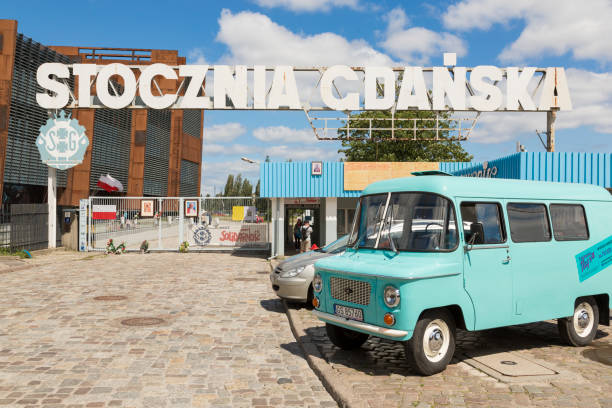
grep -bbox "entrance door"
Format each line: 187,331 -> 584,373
285,205 -> 320,254
460,201 -> 513,330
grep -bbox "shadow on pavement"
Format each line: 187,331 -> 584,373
260,298 -> 285,313
295,320 -> 610,377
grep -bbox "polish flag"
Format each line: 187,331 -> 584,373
97,174 -> 123,192
92,204 -> 117,220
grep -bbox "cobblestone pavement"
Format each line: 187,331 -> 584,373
290,302 -> 612,408
0,252 -> 337,407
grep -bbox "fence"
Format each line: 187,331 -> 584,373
9,203 -> 58,251
88,196 -> 271,252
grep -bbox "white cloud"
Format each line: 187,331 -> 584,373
216,9 -> 393,66
442,0 -> 612,64
253,126 -> 316,144
187,48 -> 207,65
468,112 -> 544,144
203,123 -> 246,142
253,0 -> 360,12
380,8 -> 467,65
204,143 -> 253,155
201,159 -> 260,195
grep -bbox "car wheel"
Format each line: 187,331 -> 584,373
305,285 -> 314,310
558,296 -> 599,346
404,309 -> 456,376
325,323 -> 369,350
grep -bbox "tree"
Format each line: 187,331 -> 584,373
240,179 -> 253,196
255,180 -> 260,197
223,174 -> 234,197
338,110 -> 473,162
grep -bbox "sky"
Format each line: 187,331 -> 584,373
5,0 -> 612,195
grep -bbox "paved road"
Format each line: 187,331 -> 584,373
0,252 -> 336,407
291,303 -> 612,408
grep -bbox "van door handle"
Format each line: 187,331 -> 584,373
502,255 -> 511,264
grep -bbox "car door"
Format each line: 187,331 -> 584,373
460,200 -> 513,330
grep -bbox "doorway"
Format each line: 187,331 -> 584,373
285,205 -> 320,256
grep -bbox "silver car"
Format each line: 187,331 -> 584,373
270,235 -> 349,304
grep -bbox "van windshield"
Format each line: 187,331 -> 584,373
351,192 -> 458,251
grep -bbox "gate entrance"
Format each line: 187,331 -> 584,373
285,204 -> 321,255
88,197 -> 271,252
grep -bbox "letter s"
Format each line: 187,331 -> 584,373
37,63 -> 70,109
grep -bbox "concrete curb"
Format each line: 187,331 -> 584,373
268,261 -> 359,408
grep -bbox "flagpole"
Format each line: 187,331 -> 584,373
48,166 -> 56,249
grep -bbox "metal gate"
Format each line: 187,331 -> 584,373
87,197 -> 271,252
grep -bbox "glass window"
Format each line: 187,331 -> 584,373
507,203 -> 551,243
378,193 -> 458,251
337,209 -> 346,235
550,204 -> 589,241
460,202 -> 505,244
350,194 -> 387,248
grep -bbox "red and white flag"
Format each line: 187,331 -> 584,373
92,204 -> 116,220
97,174 -> 123,192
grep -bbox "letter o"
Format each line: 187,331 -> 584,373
96,63 -> 137,109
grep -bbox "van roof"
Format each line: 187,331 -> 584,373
361,175 -> 612,201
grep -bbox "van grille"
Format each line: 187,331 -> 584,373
330,277 -> 370,306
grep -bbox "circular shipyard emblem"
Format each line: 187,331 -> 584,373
36,110 -> 89,170
193,224 -> 212,246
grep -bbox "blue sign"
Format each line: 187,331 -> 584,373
575,235 -> 612,282
37,110 -> 89,170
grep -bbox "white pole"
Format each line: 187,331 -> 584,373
48,166 -> 57,248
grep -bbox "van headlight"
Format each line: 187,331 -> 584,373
280,266 -> 304,278
384,286 -> 400,308
313,273 -> 323,293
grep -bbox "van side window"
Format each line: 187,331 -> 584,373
550,204 -> 589,241
460,202 -> 505,244
507,203 -> 551,243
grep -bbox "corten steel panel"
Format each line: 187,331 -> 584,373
0,20 -> 16,205
58,109 -> 95,206
167,111 -> 183,197
343,162 -> 439,191
128,110 -> 147,196
260,162 -> 361,198
181,133 -> 201,164
179,159 -> 199,197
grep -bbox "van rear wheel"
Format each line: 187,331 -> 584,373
325,323 -> 369,350
404,309 -> 456,376
558,296 -> 599,346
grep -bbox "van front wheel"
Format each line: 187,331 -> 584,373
325,323 -> 369,350
404,309 -> 456,376
558,296 -> 599,346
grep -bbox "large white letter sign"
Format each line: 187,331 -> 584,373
96,63 -> 137,109
365,67 -> 395,110
268,66 -> 301,109
320,65 -> 360,111
139,63 -> 178,109
506,67 -> 536,110
538,67 -> 572,111
397,67 -> 430,110
214,65 -> 247,109
179,65 -> 211,109
73,64 -> 97,108
253,65 -> 266,109
433,67 -> 466,110
36,63 -> 70,109
469,66 -> 502,111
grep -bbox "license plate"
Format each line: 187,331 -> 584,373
334,304 -> 364,322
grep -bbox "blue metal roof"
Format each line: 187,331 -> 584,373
260,161 -> 361,198
443,152 -> 612,188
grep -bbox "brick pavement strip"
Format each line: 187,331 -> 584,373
0,252 -> 337,407
283,274 -> 612,408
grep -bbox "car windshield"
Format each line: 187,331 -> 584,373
349,194 -> 388,249
321,235 -> 349,253
352,192 -> 458,251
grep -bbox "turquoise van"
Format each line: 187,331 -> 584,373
312,175 -> 612,375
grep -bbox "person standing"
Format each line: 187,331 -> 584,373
300,220 -> 313,253
293,218 -> 302,250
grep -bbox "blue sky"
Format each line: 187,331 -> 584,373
6,0 -> 612,195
